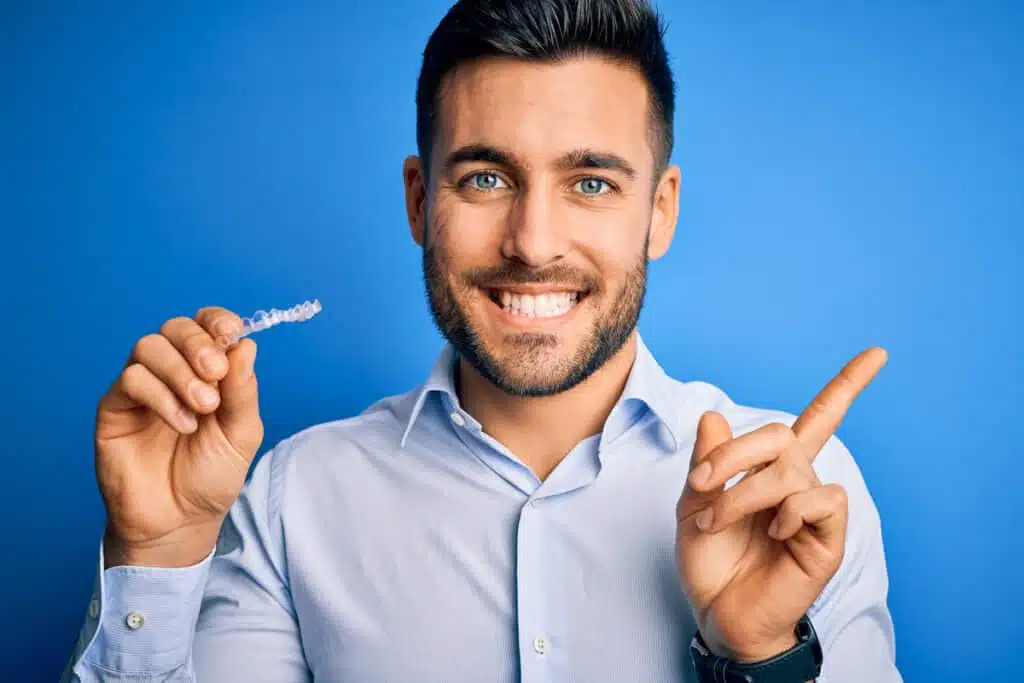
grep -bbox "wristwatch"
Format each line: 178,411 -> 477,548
689,614 -> 823,683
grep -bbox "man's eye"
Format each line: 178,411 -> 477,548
467,172 -> 507,190
575,178 -> 611,195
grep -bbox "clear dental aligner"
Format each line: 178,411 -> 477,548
226,299 -> 322,345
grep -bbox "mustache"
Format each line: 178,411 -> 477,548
466,262 -> 601,293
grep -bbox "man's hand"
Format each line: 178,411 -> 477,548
675,347 -> 887,662
95,306 -> 265,568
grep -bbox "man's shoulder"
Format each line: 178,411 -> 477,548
658,373 -> 798,435
256,386 -> 422,474
660,374 -> 859,483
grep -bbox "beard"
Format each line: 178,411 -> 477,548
422,232 -> 649,398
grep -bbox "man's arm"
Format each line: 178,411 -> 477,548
61,444 -> 310,682
810,437 -> 903,682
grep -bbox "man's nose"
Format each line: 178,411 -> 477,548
500,186 -> 570,267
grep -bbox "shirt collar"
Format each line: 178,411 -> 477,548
400,344 -> 459,448
608,335 -> 681,452
399,335 -> 682,452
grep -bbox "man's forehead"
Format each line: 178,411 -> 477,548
436,55 -> 654,169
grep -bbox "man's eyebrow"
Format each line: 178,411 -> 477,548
555,149 -> 637,180
442,145 -> 518,173
441,145 -> 638,180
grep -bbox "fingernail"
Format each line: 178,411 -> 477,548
768,517 -> 780,538
695,508 -> 714,531
214,321 -> 241,348
215,318 -> 240,337
246,345 -> 257,378
690,462 -> 712,488
191,381 -> 218,408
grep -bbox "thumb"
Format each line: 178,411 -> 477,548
677,411 -> 732,522
215,338 -> 263,460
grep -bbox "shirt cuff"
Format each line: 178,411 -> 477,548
80,541 -> 214,675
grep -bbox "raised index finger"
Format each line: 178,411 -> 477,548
792,346 -> 888,459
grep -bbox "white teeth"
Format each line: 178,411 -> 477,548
495,291 -> 580,318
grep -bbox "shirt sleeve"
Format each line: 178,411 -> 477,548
810,436 -> 904,683
60,441 -> 311,682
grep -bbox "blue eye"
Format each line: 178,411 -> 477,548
469,173 -> 506,190
576,178 -> 610,195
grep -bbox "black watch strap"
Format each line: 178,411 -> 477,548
689,614 -> 823,683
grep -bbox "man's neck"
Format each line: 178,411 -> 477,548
456,333 -> 640,481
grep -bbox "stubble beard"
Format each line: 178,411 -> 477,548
422,229 -> 649,397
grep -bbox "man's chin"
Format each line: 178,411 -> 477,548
465,341 -> 588,397
482,328 -> 577,362
482,369 -> 577,398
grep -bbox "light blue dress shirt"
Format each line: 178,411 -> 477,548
62,338 -> 901,682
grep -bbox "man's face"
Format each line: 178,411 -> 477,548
405,56 -> 679,397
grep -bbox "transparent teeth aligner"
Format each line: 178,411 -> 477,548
226,299 -> 322,345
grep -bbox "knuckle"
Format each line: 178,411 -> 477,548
777,493 -> 798,515
120,362 -> 147,391
827,483 -> 849,507
195,305 -> 232,320
159,316 -> 191,337
181,327 -> 213,355
132,333 -> 163,360
766,422 -> 792,440
757,423 -> 796,458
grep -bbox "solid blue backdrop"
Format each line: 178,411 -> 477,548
3,1 -> 1021,680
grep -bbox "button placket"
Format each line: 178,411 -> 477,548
516,499 -> 557,678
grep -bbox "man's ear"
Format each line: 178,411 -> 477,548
403,155 -> 427,246
647,164 -> 681,260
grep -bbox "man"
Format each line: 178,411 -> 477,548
62,0 -> 902,681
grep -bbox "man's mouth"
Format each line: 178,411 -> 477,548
484,287 -> 587,319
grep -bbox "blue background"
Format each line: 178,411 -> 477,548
3,1 -> 1021,680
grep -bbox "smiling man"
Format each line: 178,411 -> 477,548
62,1 -> 902,682
410,50 -> 675,483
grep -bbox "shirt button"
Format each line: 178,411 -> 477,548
533,635 -> 548,654
450,412 -> 466,427
88,598 -> 100,619
125,612 -> 146,630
